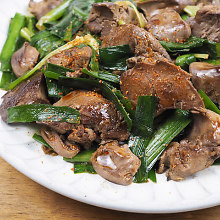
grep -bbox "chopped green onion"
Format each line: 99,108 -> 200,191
184,5 -> 199,17
74,162 -> 96,174
129,96 -> 158,183
36,0 -> 72,30
133,96 -> 158,137
82,69 -> 120,84
45,78 -> 70,98
175,54 -> 196,71
198,89 -> 220,115
63,147 -> 96,163
144,109 -> 192,171
0,13 -> 26,72
205,59 -> 220,65
20,27 -> 34,42
194,53 -> 209,59
7,104 -> 80,124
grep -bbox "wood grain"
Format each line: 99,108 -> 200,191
0,157 -> 220,220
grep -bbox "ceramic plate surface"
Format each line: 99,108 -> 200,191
1,0 -> 220,214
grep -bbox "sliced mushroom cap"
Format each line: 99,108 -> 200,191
29,0 -> 63,20
11,42 -> 39,78
41,127 -> 80,158
54,90 -> 129,141
0,72 -> 49,122
101,24 -> 171,62
158,108 -> 220,181
189,62 -> 220,106
146,9 -> 191,43
91,140 -> 141,185
120,59 -> 204,114
86,2 -> 146,37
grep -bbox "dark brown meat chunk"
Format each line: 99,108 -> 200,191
37,121 -> 74,134
0,72 -> 49,122
41,127 -> 80,158
29,0 -> 63,20
158,141 -> 220,181
137,0 -> 196,19
189,5 -> 220,42
11,42 -> 39,78
146,9 -> 191,43
68,125 -> 97,149
197,0 -> 220,7
91,140 -> 141,185
189,62 -> 220,107
54,90 -> 129,141
120,58 -> 204,114
47,46 -> 92,78
158,108 -> 220,181
86,2 -> 146,37
102,24 -> 171,62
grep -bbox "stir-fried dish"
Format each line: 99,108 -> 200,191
0,0 -> 220,185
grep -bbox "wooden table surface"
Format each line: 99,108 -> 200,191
1,157 -> 220,220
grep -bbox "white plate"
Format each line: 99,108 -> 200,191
1,0 -> 220,214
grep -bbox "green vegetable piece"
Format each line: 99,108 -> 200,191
0,13 -> 26,72
20,27 -> 34,42
194,53 -> 209,59
46,78 -> 70,98
133,96 -> 158,137
82,69 -> 120,84
198,89 -> 220,115
175,54 -> 196,71
184,5 -> 199,17
32,133 -> 54,150
27,16 -> 37,34
7,104 -> 80,124
31,30 -> 64,58
129,109 -> 192,183
205,59 -> 220,65
99,45 -> 133,71
45,63 -> 75,75
74,162 -> 96,174
216,43 -> 220,57
148,170 -> 157,183
113,89 -> 135,118
36,0 -> 72,30
129,135 -> 152,183
145,109 -> 192,171
181,13 -> 189,21
64,148 -> 97,163
160,36 -> 205,53
0,72 -> 17,90
89,48 -> 99,72
129,96 -> 158,183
